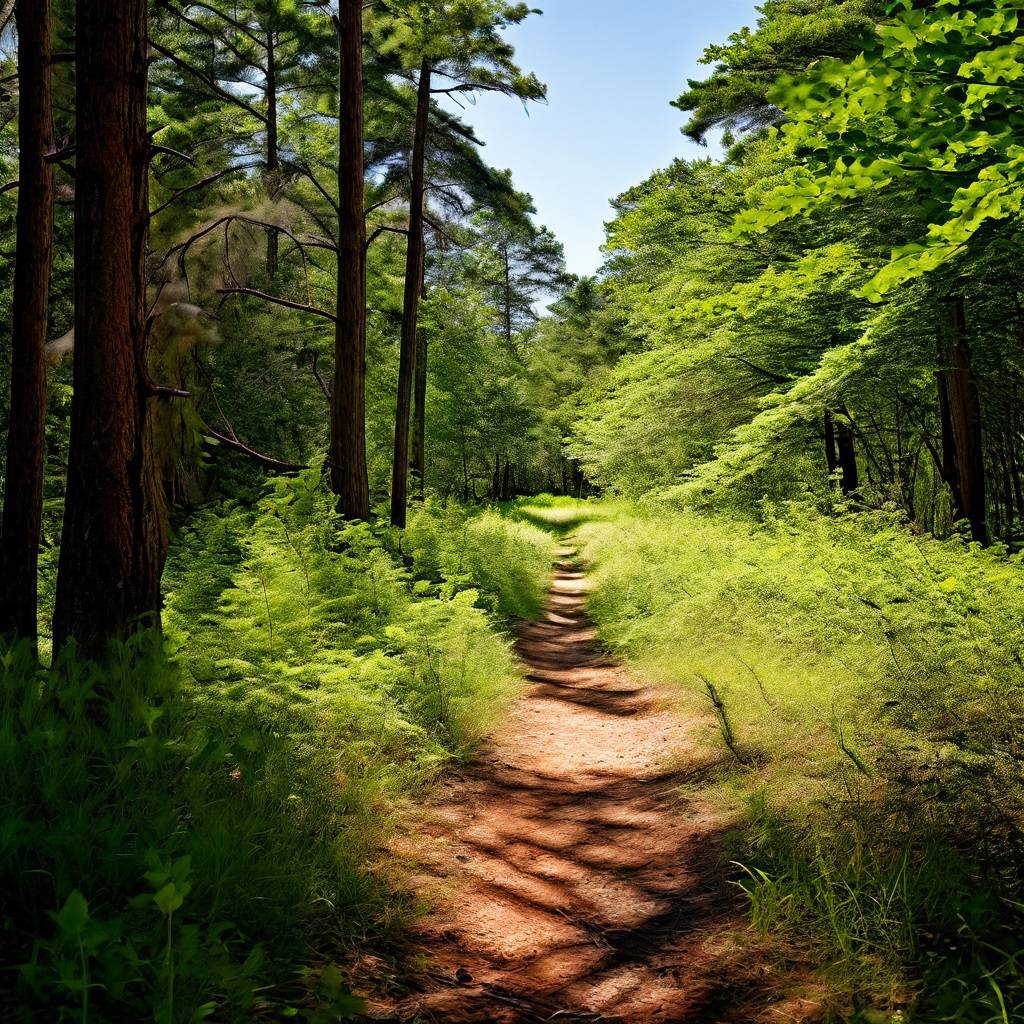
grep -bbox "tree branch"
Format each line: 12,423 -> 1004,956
149,38 -> 269,125
310,352 -> 332,403
727,354 -> 793,384
206,428 -> 308,473
366,224 -> 409,249
217,287 -> 336,322
150,164 -> 255,220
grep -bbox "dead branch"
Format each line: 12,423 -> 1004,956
217,287 -> 336,323
206,428 -> 307,474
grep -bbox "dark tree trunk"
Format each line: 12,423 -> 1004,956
823,411 -> 839,481
411,318 -> 427,496
936,369 -> 963,511
941,296 -> 988,544
502,243 -> 513,346
390,57 -> 431,528
330,0 -> 370,519
501,459 -> 513,501
265,30 -> 280,278
52,0 -> 167,658
836,420 -> 859,496
0,0 -> 56,648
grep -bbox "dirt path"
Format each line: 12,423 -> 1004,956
369,542 -> 816,1023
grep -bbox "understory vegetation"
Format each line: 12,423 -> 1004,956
1,489 -> 551,1020
4,0 -> 1024,1019
572,496 -> 1024,1021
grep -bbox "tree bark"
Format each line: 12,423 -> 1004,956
823,411 -> 839,481
0,0 -> 56,648
941,296 -> 988,544
936,369 -> 962,511
836,419 -> 859,496
265,29 -> 280,278
330,0 -> 370,519
52,0 -> 167,658
411,318 -> 427,497
390,56 -> 431,528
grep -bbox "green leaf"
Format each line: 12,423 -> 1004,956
54,890 -> 90,937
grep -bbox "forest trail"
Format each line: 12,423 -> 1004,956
368,540 -> 815,1024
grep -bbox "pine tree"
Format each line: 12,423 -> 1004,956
0,0 -> 56,648
53,0 -> 168,657
371,0 -> 546,527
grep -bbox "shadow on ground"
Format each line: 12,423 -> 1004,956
359,540 -> 821,1024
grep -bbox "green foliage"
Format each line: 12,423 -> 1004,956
3,476 -> 551,1019
736,0 -> 1024,298
674,0 -> 882,144
402,499 -> 554,620
576,499 -> 1024,1017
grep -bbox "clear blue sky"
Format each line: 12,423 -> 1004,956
448,0 -> 760,276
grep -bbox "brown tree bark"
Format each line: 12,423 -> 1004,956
941,296 -> 988,544
0,0 -> 56,648
330,0 -> 370,519
265,28 -> 280,278
936,369 -> 962,511
411,319 -> 427,497
52,0 -> 167,658
390,56 -> 431,528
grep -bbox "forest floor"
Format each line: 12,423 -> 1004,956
360,539 -> 823,1024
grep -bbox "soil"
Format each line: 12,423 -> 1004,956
363,541 -> 822,1023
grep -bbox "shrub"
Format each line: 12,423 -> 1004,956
576,498 -> 1024,1020
4,473 -> 546,1020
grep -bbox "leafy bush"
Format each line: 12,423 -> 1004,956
3,474 -> 550,1020
576,498 -> 1024,1020
401,498 -> 554,621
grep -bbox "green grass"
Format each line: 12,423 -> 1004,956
2,475 -> 555,1021
573,497 -> 1024,1022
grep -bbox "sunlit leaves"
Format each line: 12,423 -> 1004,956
734,0 -> 1024,298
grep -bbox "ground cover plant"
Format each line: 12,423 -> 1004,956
1,478 -> 551,1020
574,497 -> 1024,1020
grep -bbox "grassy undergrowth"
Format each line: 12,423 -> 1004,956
1,477 -> 553,1021
565,496 -> 1024,1023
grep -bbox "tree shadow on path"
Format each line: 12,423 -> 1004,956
362,534 -> 822,1024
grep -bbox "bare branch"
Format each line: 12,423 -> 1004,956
284,159 -> 339,213
206,428 -> 308,473
310,352 -> 332,403
366,224 -> 409,249
217,287 -> 336,322
151,144 -> 198,166
150,164 -> 255,220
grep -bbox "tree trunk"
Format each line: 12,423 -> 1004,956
502,243 -> 513,346
265,30 -> 279,278
52,0 -> 167,658
0,0 -> 56,648
942,296 -> 988,544
823,411 -> 839,481
836,419 -> 859,496
330,0 -> 370,519
390,56 -> 430,528
936,368 -> 963,511
411,316 -> 427,497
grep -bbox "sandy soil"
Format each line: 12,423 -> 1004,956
363,542 -> 821,1023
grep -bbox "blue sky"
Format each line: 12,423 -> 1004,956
448,0 -> 761,276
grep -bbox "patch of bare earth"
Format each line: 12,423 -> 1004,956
362,543 -> 822,1023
